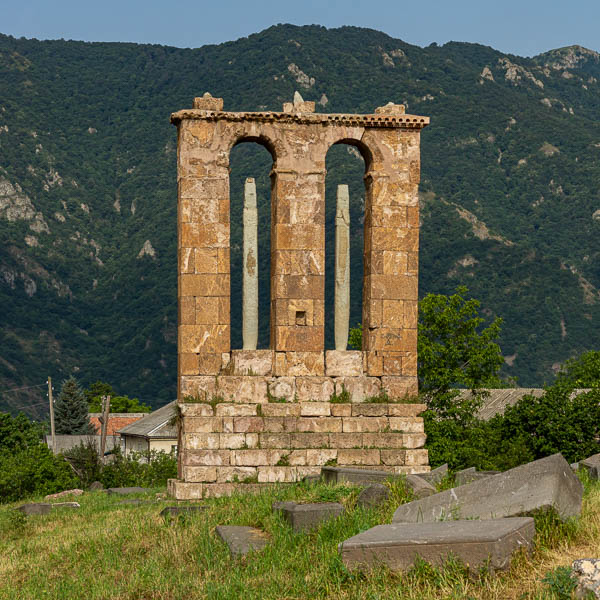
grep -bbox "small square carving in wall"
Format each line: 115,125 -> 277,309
295,311 -> 307,326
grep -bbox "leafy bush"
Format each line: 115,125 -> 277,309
62,439 -> 104,488
0,444 -> 79,503
100,449 -> 177,488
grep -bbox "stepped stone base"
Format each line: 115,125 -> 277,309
169,399 -> 429,500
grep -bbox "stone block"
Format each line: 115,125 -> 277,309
338,449 -> 381,465
168,480 -> 204,500
215,525 -> 269,556
276,501 -> 345,532
381,376 -> 418,399
44,489 -> 84,500
362,433 -> 408,449
180,375 -> 218,399
274,352 -> 325,377
232,416 -> 265,433
326,351 -> 363,376
180,402 -> 214,417
230,350 -> 273,376
322,466 -> 393,485
416,463 -> 448,486
329,433 -> 362,449
306,449 -> 338,466
184,433 -> 220,450
335,377 -> 382,402
274,326 -> 323,353
295,377 -> 335,401
393,453 -> 583,524
455,467 -> 500,487
216,467 -> 257,483
357,484 -> 391,509
259,433 -> 291,448
215,403 -> 257,417
232,449 -> 285,466
51,502 -> 80,509
339,518 -> 535,573
262,417 -> 298,433
266,377 -> 296,401
261,403 -> 301,417
17,503 -> 51,515
388,417 -> 424,433
193,95 -> 224,111
160,506 -> 207,518
296,417 -> 342,433
330,404 -> 352,417
218,433 -> 247,449
290,433 -> 329,449
183,417 -> 223,433
342,417 -> 389,433
300,402 -> 331,417
387,403 -> 427,417
297,466 -> 322,479
217,377 -> 268,403
351,404 -> 388,417
183,450 -> 231,466
580,452 -> 600,478
89,481 -> 104,491
257,466 -> 298,482
402,449 -> 429,466
183,466 -> 217,482
405,474 -> 436,499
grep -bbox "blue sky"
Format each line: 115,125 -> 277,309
2,0 -> 598,57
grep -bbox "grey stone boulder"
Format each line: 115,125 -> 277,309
357,484 -> 390,509
274,501 -> 344,532
416,463 -> 448,486
339,518 -> 535,573
405,474 -> 436,499
105,487 -> 151,495
89,481 -> 104,491
393,453 -> 583,524
580,453 -> 600,481
16,503 -> 51,516
454,467 -> 500,486
322,466 -> 393,485
161,506 -> 207,518
215,526 -> 269,556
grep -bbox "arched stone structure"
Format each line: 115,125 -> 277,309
169,94 -> 430,499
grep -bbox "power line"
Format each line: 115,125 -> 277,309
0,383 -> 47,394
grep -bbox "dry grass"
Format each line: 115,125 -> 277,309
0,476 -> 598,600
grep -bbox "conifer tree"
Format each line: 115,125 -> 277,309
54,376 -> 95,435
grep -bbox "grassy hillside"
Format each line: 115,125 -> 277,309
1,25 -> 600,414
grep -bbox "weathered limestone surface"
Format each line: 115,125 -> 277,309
393,454 -> 583,524
357,484 -> 390,509
417,463 -> 448,486
454,467 -> 500,486
334,184 -> 350,351
242,178 -> 258,350
274,501 -> 345,531
216,525 -> 269,556
339,518 -> 535,573
17,503 -> 51,515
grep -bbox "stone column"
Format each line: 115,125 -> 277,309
243,177 -> 258,350
334,184 -> 350,351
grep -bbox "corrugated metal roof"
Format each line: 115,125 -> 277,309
117,401 -> 177,438
456,388 -> 591,420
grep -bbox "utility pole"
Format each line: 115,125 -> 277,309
99,395 -> 111,459
48,377 -> 56,454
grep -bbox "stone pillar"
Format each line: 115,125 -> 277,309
334,184 -> 350,351
242,177 -> 258,350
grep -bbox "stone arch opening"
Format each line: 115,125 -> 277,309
324,142 -> 367,350
228,139 -> 274,349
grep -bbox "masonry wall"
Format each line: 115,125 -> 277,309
169,97 -> 430,500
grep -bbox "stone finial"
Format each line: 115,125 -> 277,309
193,93 -> 224,111
283,91 -> 316,114
375,102 -> 406,115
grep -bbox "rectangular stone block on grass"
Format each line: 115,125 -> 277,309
322,466 -> 394,485
339,518 -> 535,573
393,453 -> 583,524
274,501 -> 345,532
216,525 -> 270,556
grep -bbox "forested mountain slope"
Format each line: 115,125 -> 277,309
1,25 -> 599,415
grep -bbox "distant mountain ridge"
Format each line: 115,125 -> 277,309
1,25 -> 599,416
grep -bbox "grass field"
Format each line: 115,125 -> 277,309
1,476 -> 599,600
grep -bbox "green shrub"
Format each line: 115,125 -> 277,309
62,439 -> 103,488
100,448 -> 177,488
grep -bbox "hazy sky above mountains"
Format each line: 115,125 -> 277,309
3,0 -> 598,57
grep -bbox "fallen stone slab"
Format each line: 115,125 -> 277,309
16,503 -> 52,516
393,453 -> 582,524
51,502 -> 80,509
45,488 -> 84,500
580,454 -> 600,481
276,502 -> 345,532
105,487 -> 152,495
454,467 -> 500,487
322,466 -> 393,485
405,474 -> 436,499
340,517 -> 535,573
417,463 -> 448,486
215,525 -> 269,556
357,484 -> 390,509
89,481 -> 104,491
160,506 -> 208,518
572,558 -> 600,599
